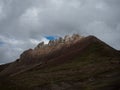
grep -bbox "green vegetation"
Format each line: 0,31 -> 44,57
9,56 -> 120,90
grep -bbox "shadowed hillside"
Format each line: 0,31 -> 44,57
0,34 -> 120,90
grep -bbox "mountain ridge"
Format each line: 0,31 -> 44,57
0,34 -> 120,90
0,35 -> 119,76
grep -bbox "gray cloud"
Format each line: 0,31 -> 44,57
0,0 -> 120,64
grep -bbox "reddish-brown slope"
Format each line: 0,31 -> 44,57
0,35 -> 119,77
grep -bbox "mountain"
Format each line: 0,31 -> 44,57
0,34 -> 120,90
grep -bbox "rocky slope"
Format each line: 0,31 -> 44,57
0,34 -> 120,90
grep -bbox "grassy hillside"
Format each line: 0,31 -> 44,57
9,57 -> 120,90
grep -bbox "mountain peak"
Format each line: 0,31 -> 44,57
35,34 -> 84,49
18,34 -> 119,65
19,34 -> 85,63
0,34 -> 120,90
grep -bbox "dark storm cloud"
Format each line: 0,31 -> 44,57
0,0 -> 120,64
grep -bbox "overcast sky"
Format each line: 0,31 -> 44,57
0,0 -> 120,64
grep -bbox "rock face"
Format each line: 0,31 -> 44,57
19,34 -> 84,63
36,42 -> 44,48
37,34 -> 83,48
24,34 -> 84,58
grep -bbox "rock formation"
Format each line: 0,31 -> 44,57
19,34 -> 84,63
35,42 -> 44,49
37,34 -> 83,48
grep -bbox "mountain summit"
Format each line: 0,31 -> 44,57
0,34 -> 120,90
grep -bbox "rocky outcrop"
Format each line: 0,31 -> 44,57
37,42 -> 44,48
18,34 -> 84,63
36,34 -> 83,48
